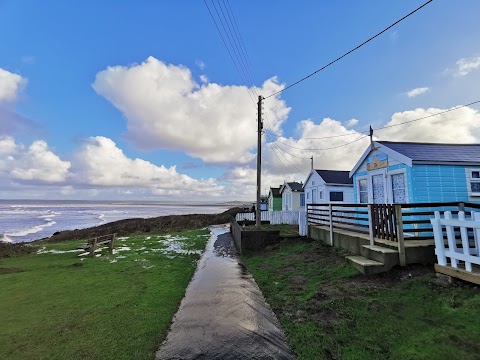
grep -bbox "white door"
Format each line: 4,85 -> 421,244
372,174 -> 385,204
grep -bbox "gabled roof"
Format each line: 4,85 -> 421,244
280,182 -> 304,194
303,169 -> 353,186
350,141 -> 480,177
269,187 -> 281,197
315,170 -> 353,185
378,141 -> 480,163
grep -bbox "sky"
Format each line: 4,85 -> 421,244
0,0 -> 479,201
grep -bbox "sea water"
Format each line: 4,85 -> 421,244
0,200 -> 228,243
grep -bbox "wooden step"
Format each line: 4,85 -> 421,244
346,256 -> 385,275
361,245 -> 399,268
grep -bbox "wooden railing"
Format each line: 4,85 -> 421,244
307,203 -> 370,233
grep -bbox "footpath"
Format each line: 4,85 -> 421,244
156,225 -> 295,359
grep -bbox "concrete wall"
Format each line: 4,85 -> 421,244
309,225 -> 370,255
230,219 -> 281,253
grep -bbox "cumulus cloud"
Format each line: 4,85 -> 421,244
74,136 -> 223,196
406,87 -> 430,98
456,56 -> 480,76
220,118 -> 371,197
0,68 -> 26,104
0,136 -> 71,183
376,106 -> 480,143
345,118 -> 359,127
92,56 -> 290,164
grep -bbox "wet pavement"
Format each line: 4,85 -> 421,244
156,225 -> 295,360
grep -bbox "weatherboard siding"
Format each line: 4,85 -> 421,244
411,165 -> 469,203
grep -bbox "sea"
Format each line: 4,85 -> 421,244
0,200 -> 229,243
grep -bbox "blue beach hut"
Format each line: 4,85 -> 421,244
349,141 -> 480,205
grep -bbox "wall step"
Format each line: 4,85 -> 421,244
346,255 -> 385,275
361,245 -> 399,268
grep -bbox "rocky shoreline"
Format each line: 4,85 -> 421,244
0,207 -> 242,258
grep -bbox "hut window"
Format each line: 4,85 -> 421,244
330,192 -> 344,202
471,170 -> 480,195
358,179 -> 368,203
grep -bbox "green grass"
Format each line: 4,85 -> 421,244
244,224 -> 299,237
0,229 -> 210,360
242,238 -> 480,360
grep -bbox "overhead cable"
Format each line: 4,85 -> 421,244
374,99 -> 480,131
264,0 -> 433,99
203,0 -> 257,106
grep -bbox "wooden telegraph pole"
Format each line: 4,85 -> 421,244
256,95 -> 263,228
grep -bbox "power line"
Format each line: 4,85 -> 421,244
203,0 -> 256,106
264,0 -> 433,99
374,100 -> 480,132
267,133 -> 369,151
268,142 -> 294,178
264,127 -> 368,141
214,0 -> 257,97
224,0 -> 260,89
269,142 -> 308,177
221,0 -> 259,96
264,132 -> 312,159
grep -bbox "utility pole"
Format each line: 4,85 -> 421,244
256,95 -> 263,228
311,156 -> 314,170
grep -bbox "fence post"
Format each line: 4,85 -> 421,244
368,204 -> 374,246
394,205 -> 406,266
458,211 -> 472,272
474,212 -> 480,257
109,233 -> 116,253
431,211 -> 447,266
329,204 -> 333,246
90,237 -> 97,257
444,211 -> 457,268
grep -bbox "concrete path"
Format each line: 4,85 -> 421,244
156,225 -> 295,360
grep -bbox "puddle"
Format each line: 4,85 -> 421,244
156,225 -> 294,359
36,247 -> 83,255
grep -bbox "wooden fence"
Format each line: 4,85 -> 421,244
431,210 -> 480,282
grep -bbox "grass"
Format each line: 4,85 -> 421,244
242,237 -> 480,360
243,224 -> 300,237
0,228 -> 210,360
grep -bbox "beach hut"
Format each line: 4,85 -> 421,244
349,141 -> 480,204
268,186 -> 282,211
303,169 -> 354,206
279,182 -> 304,211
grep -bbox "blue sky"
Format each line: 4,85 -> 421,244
1,0 -> 479,200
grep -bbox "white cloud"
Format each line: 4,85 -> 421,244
376,106 -> 480,143
0,136 -> 71,183
220,118 -> 370,197
406,87 -> 430,98
195,59 -> 206,70
0,68 -> 26,104
456,56 -> 480,76
74,136 -> 223,196
92,56 -> 290,164
345,118 -> 359,127
199,74 -> 208,83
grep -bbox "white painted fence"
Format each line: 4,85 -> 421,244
235,211 -> 308,236
431,211 -> 480,272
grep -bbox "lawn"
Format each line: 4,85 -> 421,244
0,228 -> 210,360
243,224 -> 300,237
242,237 -> 480,360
